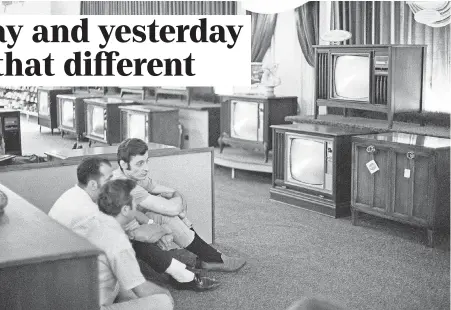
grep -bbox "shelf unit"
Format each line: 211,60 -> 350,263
0,86 -> 38,115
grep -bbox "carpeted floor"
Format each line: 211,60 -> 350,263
19,115 -> 450,310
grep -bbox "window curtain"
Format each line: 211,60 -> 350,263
249,12 -> 278,62
294,1 -> 319,67
331,1 -> 451,113
81,1 -> 237,15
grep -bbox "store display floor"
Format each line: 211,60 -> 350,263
12,114 -> 451,310
21,115 -> 90,156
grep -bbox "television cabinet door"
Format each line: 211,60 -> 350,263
390,148 -> 432,227
351,141 -> 391,223
149,111 -> 180,148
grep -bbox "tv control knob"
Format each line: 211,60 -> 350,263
407,152 -> 415,160
366,145 -> 376,153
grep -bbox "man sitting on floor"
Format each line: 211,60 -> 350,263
82,178 -> 175,310
49,157 -> 219,292
111,138 -> 246,272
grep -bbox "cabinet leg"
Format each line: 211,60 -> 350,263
387,113 -> 394,129
39,126 -> 42,133
426,229 -> 436,248
263,142 -> 269,163
51,128 -> 54,135
231,168 -> 235,179
351,208 -> 358,226
219,137 -> 225,154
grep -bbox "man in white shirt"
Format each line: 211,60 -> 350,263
112,138 -> 246,272
75,178 -> 174,309
49,157 -> 219,294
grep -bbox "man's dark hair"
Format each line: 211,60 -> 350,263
97,179 -> 137,216
117,138 -> 148,167
77,157 -> 111,187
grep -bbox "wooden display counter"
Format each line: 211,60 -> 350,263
0,147 -> 215,244
44,142 -> 176,161
0,183 -> 101,309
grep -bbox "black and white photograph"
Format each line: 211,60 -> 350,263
0,1 -> 450,310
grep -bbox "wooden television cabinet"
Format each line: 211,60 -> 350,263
119,105 -> 181,148
351,132 -> 450,247
0,109 -> 22,156
313,45 -> 426,128
219,95 -> 298,163
84,97 -> 136,146
37,87 -> 73,135
57,93 -> 104,141
270,123 -> 378,218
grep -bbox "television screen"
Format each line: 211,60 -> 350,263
128,113 -> 147,141
289,137 -> 325,186
61,100 -> 74,128
230,101 -> 263,142
333,55 -> 370,101
38,91 -> 49,115
88,105 -> 105,138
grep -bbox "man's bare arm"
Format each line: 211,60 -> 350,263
139,194 -> 184,216
150,182 -> 176,196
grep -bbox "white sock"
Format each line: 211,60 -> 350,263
165,259 -> 195,283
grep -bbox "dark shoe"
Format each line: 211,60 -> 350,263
170,274 -> 220,292
196,254 -> 246,272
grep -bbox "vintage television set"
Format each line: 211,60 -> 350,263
313,45 -> 426,128
270,123 -> 377,218
0,110 -> 22,156
218,95 -> 298,162
84,97 -> 136,146
37,87 -> 73,134
57,93 -> 104,141
119,105 -> 181,147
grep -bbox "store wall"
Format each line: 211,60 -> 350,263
0,1 -> 80,15
217,2 -> 331,116
51,1 -> 81,14
0,1 -> 51,14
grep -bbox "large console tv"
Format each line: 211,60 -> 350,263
313,45 -> 426,128
270,123 -> 377,217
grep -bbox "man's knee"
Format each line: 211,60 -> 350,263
151,293 -> 174,310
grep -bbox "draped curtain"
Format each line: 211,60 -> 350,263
81,1 -> 237,15
249,12 -> 278,62
331,1 -> 451,112
294,1 -> 320,67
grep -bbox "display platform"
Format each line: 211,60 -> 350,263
214,147 -> 272,179
286,115 -> 450,138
